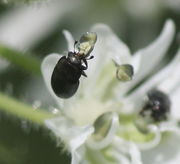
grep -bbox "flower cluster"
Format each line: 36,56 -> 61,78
41,19 -> 180,164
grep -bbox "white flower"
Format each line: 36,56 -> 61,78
41,19 -> 180,164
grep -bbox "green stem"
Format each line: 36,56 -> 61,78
0,44 -> 41,75
0,92 -> 54,125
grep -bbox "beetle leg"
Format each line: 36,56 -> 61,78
82,70 -> 87,77
84,59 -> 88,69
87,55 -> 94,60
81,59 -> 88,70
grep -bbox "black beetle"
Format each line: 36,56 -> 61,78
140,89 -> 171,122
51,32 -> 97,98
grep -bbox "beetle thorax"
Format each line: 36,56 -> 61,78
68,52 -> 81,65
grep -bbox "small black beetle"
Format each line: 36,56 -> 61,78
140,89 -> 171,122
51,32 -> 97,98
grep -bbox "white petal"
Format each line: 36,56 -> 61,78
137,125 -> 162,150
71,147 -> 85,164
70,126 -> 94,152
71,150 -> 81,164
92,23 -> 131,65
157,48 -> 180,94
63,30 -> 75,52
87,113 -> 119,149
72,147 -> 112,164
132,19 -> 175,83
127,48 -> 180,108
82,23 -> 131,98
112,137 -> 142,164
159,121 -> 180,134
45,116 -> 94,152
109,150 -> 130,164
130,54 -> 141,74
171,86 -> 180,119
85,149 -> 110,164
141,132 -> 180,164
116,20 -> 175,97
129,143 -> 143,164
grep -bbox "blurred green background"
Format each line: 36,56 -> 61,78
0,0 -> 180,163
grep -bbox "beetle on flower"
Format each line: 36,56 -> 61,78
51,32 -> 97,99
42,19 -> 180,164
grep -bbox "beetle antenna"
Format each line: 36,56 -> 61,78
74,40 -> 78,52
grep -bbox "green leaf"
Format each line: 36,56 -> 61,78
0,45 -> 41,75
0,0 -> 43,4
